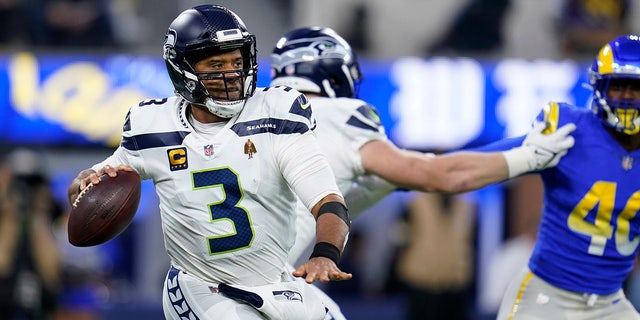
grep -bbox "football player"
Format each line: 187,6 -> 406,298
489,35 -> 640,319
270,26 -> 578,319
67,5 -> 352,320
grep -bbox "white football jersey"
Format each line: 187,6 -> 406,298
288,96 -> 389,265
310,97 -> 388,193
93,87 -> 341,286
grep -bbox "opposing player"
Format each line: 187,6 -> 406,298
491,35 -> 640,319
67,6 -> 351,320
270,26 -> 578,319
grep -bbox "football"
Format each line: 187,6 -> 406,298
68,170 -> 142,247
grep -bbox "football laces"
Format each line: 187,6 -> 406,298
72,182 -> 95,208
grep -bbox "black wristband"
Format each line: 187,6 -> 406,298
309,242 -> 341,265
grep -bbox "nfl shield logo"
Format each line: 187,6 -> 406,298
204,145 -> 214,157
622,155 -> 633,170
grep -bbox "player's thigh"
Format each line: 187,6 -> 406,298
498,268 -> 640,320
162,267 -> 264,320
497,268 -> 564,320
597,297 -> 640,320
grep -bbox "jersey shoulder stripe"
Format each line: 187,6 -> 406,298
347,104 -> 384,132
122,131 -> 190,150
288,92 -> 313,122
231,118 -> 309,137
535,102 -> 591,132
264,85 -> 313,123
235,87 -> 315,136
542,102 -> 560,134
121,96 -> 190,151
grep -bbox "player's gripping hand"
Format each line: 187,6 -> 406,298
503,121 -> 576,177
67,164 -> 134,206
293,256 -> 353,284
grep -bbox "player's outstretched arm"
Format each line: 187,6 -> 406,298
359,122 -> 576,194
293,193 -> 352,284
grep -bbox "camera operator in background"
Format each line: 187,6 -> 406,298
0,148 -> 62,319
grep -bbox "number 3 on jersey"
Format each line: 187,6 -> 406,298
568,181 -> 640,256
193,168 -> 254,255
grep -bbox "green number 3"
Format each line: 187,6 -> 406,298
567,181 -> 640,256
193,167 -> 254,255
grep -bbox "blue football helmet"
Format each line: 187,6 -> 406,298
590,35 -> 640,135
163,5 -> 257,118
270,26 -> 362,98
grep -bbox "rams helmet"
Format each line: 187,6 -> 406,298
590,35 -> 640,135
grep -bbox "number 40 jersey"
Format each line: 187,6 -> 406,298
92,87 -> 341,287
530,102 -> 640,295
472,101 -> 640,295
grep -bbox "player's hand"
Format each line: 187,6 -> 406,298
292,257 -> 352,284
81,165 -> 134,189
68,165 -> 134,206
522,121 -> 576,170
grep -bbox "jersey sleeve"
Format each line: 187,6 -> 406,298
343,101 -> 388,150
465,136 -> 524,152
91,105 -> 148,179
266,89 -> 342,210
278,132 -> 342,210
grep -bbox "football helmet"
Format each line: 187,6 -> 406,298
590,34 -> 640,135
270,26 -> 362,98
163,5 -> 257,118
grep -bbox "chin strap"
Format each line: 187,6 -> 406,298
204,97 -> 244,118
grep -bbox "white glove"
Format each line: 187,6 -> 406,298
503,121 -> 576,178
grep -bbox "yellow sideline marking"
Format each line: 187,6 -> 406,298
507,271 -> 534,320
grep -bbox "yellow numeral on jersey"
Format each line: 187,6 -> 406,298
567,181 -> 640,256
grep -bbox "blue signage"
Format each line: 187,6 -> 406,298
0,53 -> 593,148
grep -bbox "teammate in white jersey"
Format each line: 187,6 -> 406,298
67,6 -> 351,320
270,26 -> 578,319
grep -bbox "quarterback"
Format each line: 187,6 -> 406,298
68,5 -> 351,320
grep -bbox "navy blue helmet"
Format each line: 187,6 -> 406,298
590,35 -> 640,135
270,26 -> 362,98
163,5 -> 257,118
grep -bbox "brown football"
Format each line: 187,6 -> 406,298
68,170 -> 141,247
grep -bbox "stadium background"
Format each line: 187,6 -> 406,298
2,0 -> 639,319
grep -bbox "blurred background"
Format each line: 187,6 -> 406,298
1,0 -> 640,319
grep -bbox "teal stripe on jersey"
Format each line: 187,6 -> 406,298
122,131 -> 190,150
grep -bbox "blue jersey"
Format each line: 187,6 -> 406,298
471,102 -> 640,294
530,102 -> 640,295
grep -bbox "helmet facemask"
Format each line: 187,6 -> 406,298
186,44 -> 257,118
163,5 -> 258,118
592,77 -> 640,135
589,35 -> 640,135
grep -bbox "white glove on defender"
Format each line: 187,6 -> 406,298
503,121 -> 576,178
